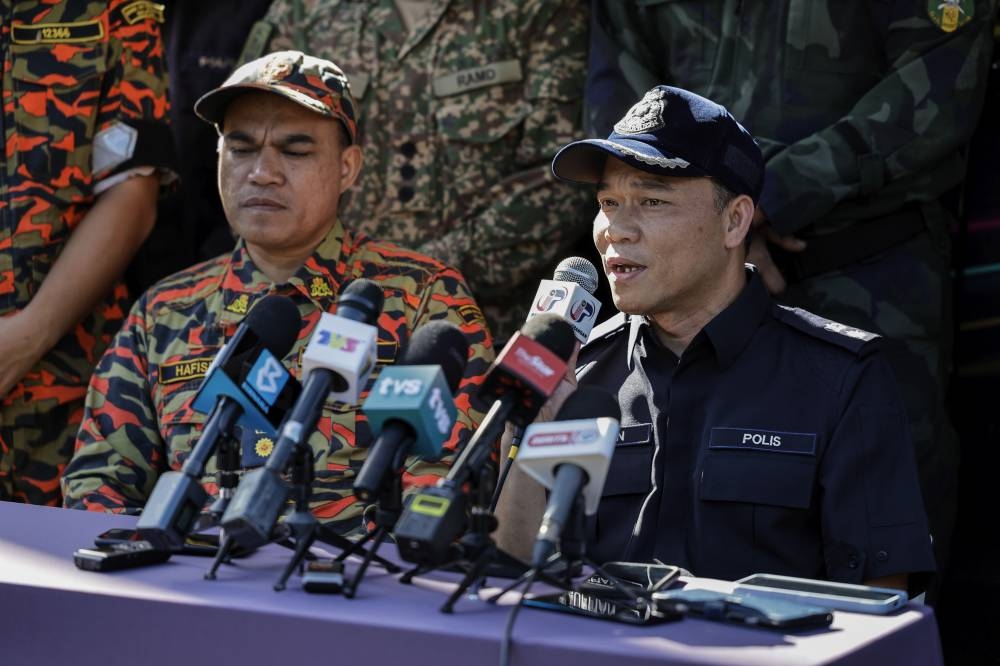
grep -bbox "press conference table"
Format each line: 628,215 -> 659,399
0,502 -> 942,666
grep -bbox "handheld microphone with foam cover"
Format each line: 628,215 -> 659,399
514,385 -> 621,568
353,321 -> 469,503
137,296 -> 301,550
220,279 -> 384,548
526,256 -> 601,344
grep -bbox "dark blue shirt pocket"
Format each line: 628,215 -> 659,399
700,451 -> 817,509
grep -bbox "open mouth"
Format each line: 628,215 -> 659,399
606,257 -> 646,278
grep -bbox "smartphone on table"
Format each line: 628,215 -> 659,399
733,573 -> 908,615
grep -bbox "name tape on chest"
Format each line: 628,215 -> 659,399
709,427 -> 816,456
433,59 -> 523,97
11,20 -> 104,44
617,423 -> 652,447
159,356 -> 215,386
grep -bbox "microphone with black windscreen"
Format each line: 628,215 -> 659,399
219,279 -> 384,549
393,313 -> 577,567
137,295 -> 301,550
353,320 -> 469,502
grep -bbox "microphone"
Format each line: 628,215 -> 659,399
219,279 -> 384,548
353,321 -> 469,503
514,386 -> 621,569
492,257 -> 601,511
137,295 -> 301,550
526,256 -> 602,344
393,313 -> 577,566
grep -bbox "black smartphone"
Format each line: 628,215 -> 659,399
579,562 -> 682,598
74,541 -> 172,572
652,589 -> 834,630
95,529 -> 252,558
523,590 -> 680,625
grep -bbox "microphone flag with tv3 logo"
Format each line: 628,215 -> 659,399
353,321 -> 469,503
393,313 -> 576,566
220,279 -> 384,548
526,256 -> 601,344
515,385 -> 621,568
137,295 -> 302,550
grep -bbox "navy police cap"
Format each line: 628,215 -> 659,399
552,86 -> 764,202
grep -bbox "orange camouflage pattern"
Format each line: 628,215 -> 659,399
0,0 -> 173,505
62,219 -> 495,533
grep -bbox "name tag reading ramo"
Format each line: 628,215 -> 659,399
433,59 -> 523,97
709,427 -> 817,456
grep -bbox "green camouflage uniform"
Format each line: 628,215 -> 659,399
588,0 -> 997,581
61,219 -> 495,532
241,0 -> 592,340
0,0 -> 174,505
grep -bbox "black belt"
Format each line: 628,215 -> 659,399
770,204 -> 926,283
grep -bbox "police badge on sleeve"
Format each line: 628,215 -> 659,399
927,0 -> 974,32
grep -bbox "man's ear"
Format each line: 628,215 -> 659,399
339,144 -> 364,191
724,194 -> 755,250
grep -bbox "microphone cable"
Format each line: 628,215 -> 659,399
499,566 -> 540,666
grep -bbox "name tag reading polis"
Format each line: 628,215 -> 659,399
709,427 -> 816,456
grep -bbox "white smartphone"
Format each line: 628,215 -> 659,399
733,573 -> 908,615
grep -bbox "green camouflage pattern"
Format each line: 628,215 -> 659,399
588,0 -> 997,583
0,0 -> 173,505
61,220 -> 496,533
253,0 -> 593,340
588,0 -> 995,237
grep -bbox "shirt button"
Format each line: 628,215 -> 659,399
847,555 -> 859,569
876,550 -> 888,563
400,141 -> 417,158
398,186 -> 415,202
400,164 -> 416,180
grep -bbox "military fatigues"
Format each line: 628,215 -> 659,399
578,269 -> 936,584
61,220 -> 494,531
588,0 -> 997,580
0,0 -> 174,505
245,0 -> 593,340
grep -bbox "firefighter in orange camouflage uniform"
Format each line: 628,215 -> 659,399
62,51 -> 495,533
0,0 -> 175,505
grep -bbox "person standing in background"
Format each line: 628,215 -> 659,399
0,0 -> 175,505
586,0 -> 995,600
242,0 -> 593,341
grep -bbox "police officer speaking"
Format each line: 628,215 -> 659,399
495,86 -> 936,591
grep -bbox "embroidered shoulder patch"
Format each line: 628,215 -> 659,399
122,1 -> 165,24
927,0 -> 973,32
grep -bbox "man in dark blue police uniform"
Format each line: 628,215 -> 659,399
496,86 -> 935,590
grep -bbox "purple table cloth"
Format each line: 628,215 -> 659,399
0,502 -> 942,666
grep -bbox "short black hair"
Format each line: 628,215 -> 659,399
711,179 -> 736,213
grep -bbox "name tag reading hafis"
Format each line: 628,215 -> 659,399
432,59 -> 523,97
709,427 -> 816,456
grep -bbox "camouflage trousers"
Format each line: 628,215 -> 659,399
779,216 -> 958,583
0,371 -> 87,506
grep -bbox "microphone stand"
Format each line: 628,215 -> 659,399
204,443 -> 401,587
399,462 -> 568,613
486,494 -> 641,604
334,447 -> 409,598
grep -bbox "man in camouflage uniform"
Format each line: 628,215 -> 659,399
587,0 -> 996,591
0,0 -> 175,505
241,0 -> 592,340
62,52 -> 495,532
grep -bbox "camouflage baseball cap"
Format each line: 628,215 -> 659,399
552,86 -> 764,202
194,51 -> 358,144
